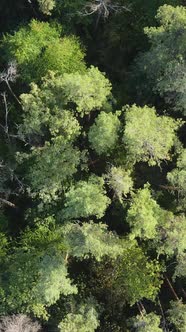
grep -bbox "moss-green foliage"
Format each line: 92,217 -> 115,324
167,301 -> 186,332
20,137 -> 82,203
58,301 -> 100,332
167,149 -> 186,210
62,176 -> 111,220
123,104 -> 181,166
114,241 -> 162,304
105,166 -> 133,201
88,111 -> 120,155
57,66 -> 112,116
135,5 -> 186,114
19,78 -> 81,141
0,219 -> 77,319
63,221 -> 122,261
127,185 -> 162,240
2,20 -> 86,83
155,213 -> 186,257
37,0 -> 55,15
128,312 -> 163,332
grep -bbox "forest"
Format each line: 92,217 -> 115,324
0,0 -> 186,331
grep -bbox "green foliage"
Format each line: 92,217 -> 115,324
62,176 -> 111,220
174,253 -> 186,279
2,20 -> 86,83
0,219 -> 77,319
155,213 -> 186,257
105,166 -> 133,201
37,0 -> 55,15
19,79 -> 81,141
88,111 -> 120,155
128,312 -> 163,332
114,241 -> 162,304
63,221 -> 122,261
167,149 -> 186,210
20,137 -> 82,203
123,104 -> 181,166
127,185 -> 162,240
136,5 -> 186,114
57,66 -> 111,116
167,301 -> 186,332
58,300 -> 100,332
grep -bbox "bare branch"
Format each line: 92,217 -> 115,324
80,0 -> 131,19
0,62 -> 21,105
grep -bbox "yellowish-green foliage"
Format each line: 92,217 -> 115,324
167,301 -> 186,332
58,66 -> 112,116
63,221 -> 122,261
127,185 -> 162,240
19,137 -> 82,203
62,176 -> 111,220
105,166 -> 133,201
155,213 -> 186,257
167,149 -> 186,210
37,0 -> 55,15
129,312 -> 163,332
88,111 -> 120,155
58,301 -> 100,332
114,241 -> 162,304
2,20 -> 86,83
0,218 -> 77,319
20,79 -> 81,141
123,105 -> 181,166
137,5 -> 186,114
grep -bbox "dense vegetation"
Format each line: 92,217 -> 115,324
0,0 -> 186,331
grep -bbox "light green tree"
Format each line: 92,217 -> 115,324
155,213 -> 186,257
18,137 -> 82,203
167,301 -> 186,332
63,221 -> 122,261
62,176 -> 111,220
127,185 -> 162,240
57,66 -> 112,116
19,78 -> 81,141
167,149 -> 186,210
114,240 -> 162,304
2,20 -> 86,83
88,111 -> 120,155
135,5 -> 186,114
0,218 -> 77,319
123,104 -> 181,166
105,166 -> 133,201
37,0 -> 55,15
58,300 -> 100,332
128,312 -> 163,332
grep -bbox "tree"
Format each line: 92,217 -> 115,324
63,221 -> 122,261
18,137 -> 82,203
123,104 -> 181,166
88,111 -> 120,155
58,300 -> 99,332
2,20 -> 86,83
113,240 -> 162,304
128,312 -> 163,332
135,5 -> 186,114
0,218 -> 77,319
127,185 -> 162,240
37,0 -> 55,15
105,166 -> 133,201
167,301 -> 186,332
167,149 -> 186,211
62,176 -> 111,220
0,314 -> 41,332
155,213 -> 186,257
55,66 -> 111,116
